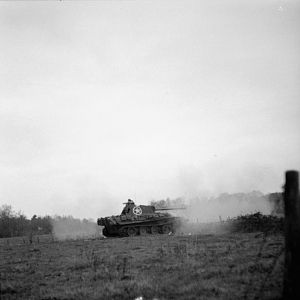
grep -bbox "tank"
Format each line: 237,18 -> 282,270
97,199 -> 184,237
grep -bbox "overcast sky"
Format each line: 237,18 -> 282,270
0,0 -> 299,219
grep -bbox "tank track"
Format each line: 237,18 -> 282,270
102,223 -> 174,237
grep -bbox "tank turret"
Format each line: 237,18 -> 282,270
97,199 -> 185,237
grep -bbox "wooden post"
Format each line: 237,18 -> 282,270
284,170 -> 300,299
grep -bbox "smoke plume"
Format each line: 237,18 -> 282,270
185,191 -> 272,223
51,216 -> 101,240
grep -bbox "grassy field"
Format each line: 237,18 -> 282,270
0,232 -> 284,300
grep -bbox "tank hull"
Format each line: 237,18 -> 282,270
98,215 -> 181,237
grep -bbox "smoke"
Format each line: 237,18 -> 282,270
172,191 -> 274,235
184,191 -> 272,223
176,162 -> 283,199
51,216 -> 101,240
173,163 -> 281,228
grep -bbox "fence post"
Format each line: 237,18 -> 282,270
284,170 -> 300,299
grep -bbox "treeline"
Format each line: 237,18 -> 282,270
0,205 -> 52,238
0,205 -> 97,239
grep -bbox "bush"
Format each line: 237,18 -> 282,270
228,212 -> 283,233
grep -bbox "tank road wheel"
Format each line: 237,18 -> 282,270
162,225 -> 172,234
118,227 -> 128,237
127,227 -> 138,237
151,226 -> 160,235
102,227 -> 109,237
139,227 -> 148,236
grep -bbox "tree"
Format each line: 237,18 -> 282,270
0,205 -> 14,237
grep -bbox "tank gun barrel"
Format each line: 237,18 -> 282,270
155,207 -> 186,211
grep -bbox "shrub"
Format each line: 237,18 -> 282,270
228,212 -> 283,233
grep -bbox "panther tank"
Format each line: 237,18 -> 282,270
97,199 -> 184,237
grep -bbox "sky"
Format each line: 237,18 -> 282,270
0,0 -> 299,219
